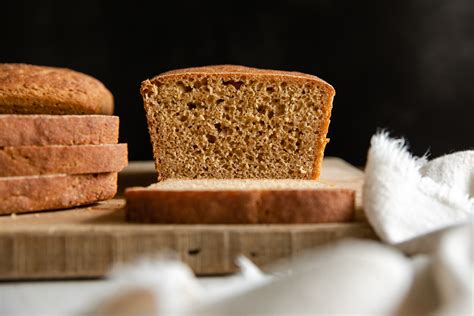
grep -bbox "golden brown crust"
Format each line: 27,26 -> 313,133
0,144 -> 128,177
310,87 -> 335,179
0,173 -> 117,215
0,64 -> 114,115
125,187 -> 355,224
0,115 -> 119,146
311,138 -> 329,179
156,65 -> 334,90
144,65 -> 335,101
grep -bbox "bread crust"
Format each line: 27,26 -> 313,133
154,65 -> 335,90
125,187 -> 355,224
0,115 -> 119,146
0,173 -> 117,215
0,144 -> 128,177
142,65 -> 335,105
141,65 -> 335,180
0,64 -> 114,115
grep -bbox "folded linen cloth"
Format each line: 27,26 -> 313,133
363,132 -> 473,244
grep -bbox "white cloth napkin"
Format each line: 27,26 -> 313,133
363,132 -> 473,244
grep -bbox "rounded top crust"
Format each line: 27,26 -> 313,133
0,63 -> 114,115
145,65 -> 335,95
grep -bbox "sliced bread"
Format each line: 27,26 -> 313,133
0,63 -> 113,115
0,115 -> 119,146
125,179 -> 355,224
141,65 -> 335,181
0,173 -> 117,215
0,144 -> 128,177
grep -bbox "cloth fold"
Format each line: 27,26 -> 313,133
363,132 -> 473,244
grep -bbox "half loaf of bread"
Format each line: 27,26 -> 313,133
141,65 -> 335,180
125,179 -> 355,224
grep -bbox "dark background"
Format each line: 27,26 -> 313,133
1,0 -> 472,165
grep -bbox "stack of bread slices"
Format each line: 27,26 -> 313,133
0,64 -> 128,215
127,65 -> 355,224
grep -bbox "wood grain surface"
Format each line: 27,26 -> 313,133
0,158 -> 376,279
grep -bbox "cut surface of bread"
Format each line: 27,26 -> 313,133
145,178 -> 331,190
0,144 -> 128,177
0,63 -> 114,114
0,115 -> 119,146
0,173 -> 117,215
141,65 -> 335,180
125,179 -> 355,224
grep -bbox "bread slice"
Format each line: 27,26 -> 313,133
0,115 -> 119,146
125,179 -> 355,224
0,144 -> 128,177
0,173 -> 117,215
0,64 -> 113,115
141,65 -> 335,181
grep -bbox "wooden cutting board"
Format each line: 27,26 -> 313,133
0,158 -> 376,280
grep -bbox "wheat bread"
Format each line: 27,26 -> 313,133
0,173 -> 117,215
0,115 -> 119,146
125,179 -> 355,224
0,144 -> 127,177
141,65 -> 335,181
0,64 -> 113,114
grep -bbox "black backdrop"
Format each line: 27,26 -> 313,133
1,1 -> 473,165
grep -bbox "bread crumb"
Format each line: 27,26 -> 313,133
318,180 -> 336,187
141,65 -> 334,180
10,213 -> 17,219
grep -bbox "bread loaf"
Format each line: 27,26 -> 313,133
141,65 -> 335,180
0,64 -> 113,115
0,64 -> 123,215
126,179 -> 355,224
